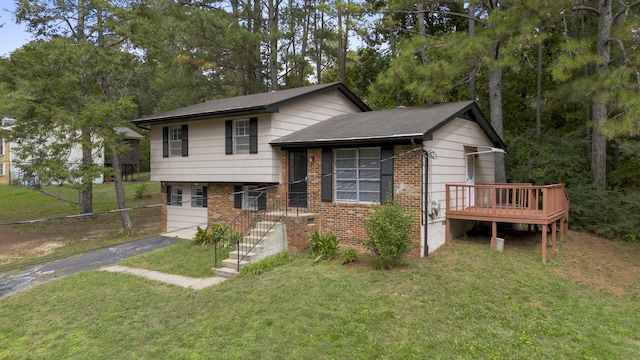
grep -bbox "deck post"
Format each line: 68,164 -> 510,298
491,221 -> 497,250
445,217 -> 451,243
551,221 -> 557,250
541,225 -> 547,263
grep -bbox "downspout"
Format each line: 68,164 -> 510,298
423,152 -> 429,256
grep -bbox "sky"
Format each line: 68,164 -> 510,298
0,0 -> 32,57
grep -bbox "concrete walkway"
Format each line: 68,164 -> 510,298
101,265 -> 227,290
0,235 -> 226,299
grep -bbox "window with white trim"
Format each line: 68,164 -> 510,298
335,147 -> 381,203
169,126 -> 182,156
191,186 -> 206,207
0,163 -> 4,176
233,119 -> 250,154
243,185 -> 261,209
170,185 -> 183,206
0,136 -> 4,155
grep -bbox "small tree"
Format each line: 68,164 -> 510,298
363,201 -> 414,269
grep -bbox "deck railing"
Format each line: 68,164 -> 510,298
446,183 -> 568,221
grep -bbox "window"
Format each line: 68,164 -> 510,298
225,118 -> 257,154
168,185 -> 183,206
0,136 -> 4,155
0,163 -> 4,176
243,185 -> 260,209
335,147 -> 381,203
233,119 -> 250,154
234,184 -> 266,210
162,125 -> 188,157
191,186 -> 207,208
169,126 -> 182,156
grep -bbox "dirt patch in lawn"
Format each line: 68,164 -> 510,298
0,207 -> 160,265
459,226 -> 640,297
553,231 -> 640,298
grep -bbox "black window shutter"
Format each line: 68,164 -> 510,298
249,117 -> 258,154
166,185 -> 172,205
321,148 -> 333,202
380,146 -> 394,203
233,185 -> 242,209
162,127 -> 169,158
258,187 -> 267,210
202,186 -> 208,208
225,120 -> 233,155
181,125 -> 189,156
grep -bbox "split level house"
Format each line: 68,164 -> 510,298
134,83 -> 569,265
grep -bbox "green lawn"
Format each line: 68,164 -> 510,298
1,237 -> 638,359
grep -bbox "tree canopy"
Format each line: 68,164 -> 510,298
1,0 -> 640,240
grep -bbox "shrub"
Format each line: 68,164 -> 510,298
340,247 -> 358,265
192,224 -> 238,247
308,230 -> 341,261
134,182 -> 151,199
240,251 -> 292,276
362,201 -> 414,269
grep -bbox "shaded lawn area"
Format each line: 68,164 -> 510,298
1,234 -> 639,359
0,183 -> 161,269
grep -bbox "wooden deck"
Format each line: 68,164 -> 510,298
445,183 -> 569,262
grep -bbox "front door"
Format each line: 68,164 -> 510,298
466,154 -> 475,208
288,150 -> 308,207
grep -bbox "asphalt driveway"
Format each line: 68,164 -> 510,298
0,235 -> 183,299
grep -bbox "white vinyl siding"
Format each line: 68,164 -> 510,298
424,117 -> 496,254
335,147 -> 380,203
166,183 -> 208,237
149,89 -> 364,183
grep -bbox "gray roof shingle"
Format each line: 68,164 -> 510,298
133,82 -> 370,125
271,100 -> 504,148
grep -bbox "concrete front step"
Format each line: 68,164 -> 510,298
213,266 -> 239,278
237,243 -> 264,252
221,258 -> 250,270
228,250 -> 258,261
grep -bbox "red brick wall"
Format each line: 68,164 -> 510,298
289,146 -> 423,257
160,183 -> 167,233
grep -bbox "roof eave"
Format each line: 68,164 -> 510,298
271,135 -> 422,149
133,105 -> 278,125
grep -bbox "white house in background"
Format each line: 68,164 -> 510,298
0,118 -> 144,185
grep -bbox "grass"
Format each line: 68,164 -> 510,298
121,240 -> 218,278
1,237 -> 639,359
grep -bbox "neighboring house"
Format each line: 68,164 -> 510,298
0,118 -> 17,185
0,129 -> 10,185
2,122 -> 145,190
133,82 -> 515,257
104,127 -> 145,182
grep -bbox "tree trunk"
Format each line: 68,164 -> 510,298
536,41 -> 542,138
269,0 -> 278,90
592,0 -> 612,188
468,2 -> 476,100
80,127 -> 93,214
337,2 -> 345,82
111,146 -> 132,230
489,64 -> 506,183
416,2 -> 428,67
